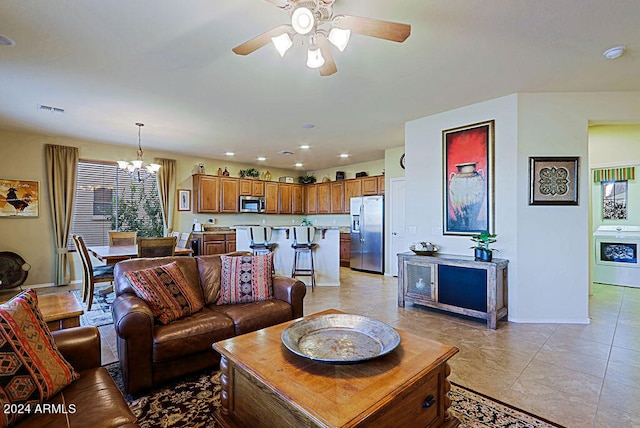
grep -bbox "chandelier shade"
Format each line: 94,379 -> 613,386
117,123 -> 161,183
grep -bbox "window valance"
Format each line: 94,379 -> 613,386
593,167 -> 635,182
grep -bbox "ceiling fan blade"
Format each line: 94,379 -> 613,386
317,35 -> 337,76
333,15 -> 411,43
232,25 -> 292,55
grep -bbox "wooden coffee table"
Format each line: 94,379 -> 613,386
212,309 -> 459,428
38,292 -> 84,331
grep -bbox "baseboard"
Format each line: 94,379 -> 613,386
508,316 -> 591,324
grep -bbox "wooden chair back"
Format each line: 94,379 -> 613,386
72,234 -> 114,310
109,231 -> 137,246
137,237 -> 177,258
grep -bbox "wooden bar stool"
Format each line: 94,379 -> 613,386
247,226 -> 277,255
290,226 -> 318,292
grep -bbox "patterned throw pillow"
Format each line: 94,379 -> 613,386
219,253 -> 274,305
124,261 -> 204,325
0,289 -> 79,427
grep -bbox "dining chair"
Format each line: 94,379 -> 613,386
137,236 -> 177,258
171,231 -> 180,240
178,232 -> 191,249
109,231 -> 137,246
72,234 -> 114,311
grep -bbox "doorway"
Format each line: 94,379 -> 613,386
389,178 -> 406,276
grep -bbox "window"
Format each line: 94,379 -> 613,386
602,180 -> 628,220
69,160 -> 163,247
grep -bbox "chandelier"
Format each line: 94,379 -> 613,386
117,123 -> 161,183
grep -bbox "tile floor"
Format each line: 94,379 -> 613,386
22,267 -> 640,427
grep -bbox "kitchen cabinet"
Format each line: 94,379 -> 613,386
192,174 -> 219,213
330,182 -> 344,213
340,233 -> 350,267
317,183 -> 331,214
239,179 -> 252,196
377,175 -> 385,195
252,181 -> 265,197
220,178 -> 239,213
362,176 -> 378,196
265,182 -> 279,214
192,232 -> 237,256
292,184 -> 304,214
305,184 -> 318,214
278,183 -> 292,214
343,179 -> 362,210
398,252 -> 508,329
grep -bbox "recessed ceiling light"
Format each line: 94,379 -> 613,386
300,145 -> 310,150
295,163 -> 303,168
225,152 -> 235,156
257,157 -> 266,161
603,46 -> 625,59
302,124 -> 315,129
339,153 -> 349,158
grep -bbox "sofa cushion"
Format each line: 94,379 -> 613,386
13,367 -> 137,428
124,261 -> 204,325
212,300 -> 292,335
219,253 -> 274,305
195,255 -> 223,305
0,289 -> 79,427
152,307 -> 235,362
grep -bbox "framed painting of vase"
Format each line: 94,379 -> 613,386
442,120 -> 494,235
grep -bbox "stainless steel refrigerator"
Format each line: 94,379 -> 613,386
350,196 -> 384,273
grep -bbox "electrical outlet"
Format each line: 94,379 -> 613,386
432,227 -> 440,235
408,226 -> 417,236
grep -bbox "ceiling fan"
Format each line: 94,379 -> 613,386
232,0 -> 411,76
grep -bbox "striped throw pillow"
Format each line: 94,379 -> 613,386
218,253 -> 274,305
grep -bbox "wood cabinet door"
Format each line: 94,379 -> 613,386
377,175 -> 385,195
305,184 -> 318,214
330,182 -> 344,213
317,183 -> 331,214
340,233 -> 351,267
204,241 -> 226,255
292,184 -> 304,214
252,181 -> 265,196
362,176 -> 378,195
220,178 -> 239,213
343,179 -> 362,212
226,233 -> 236,253
239,179 -> 252,196
278,183 -> 292,214
264,182 -> 279,214
192,174 -> 219,213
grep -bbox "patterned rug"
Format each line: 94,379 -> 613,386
71,288 -> 115,327
105,363 -> 564,428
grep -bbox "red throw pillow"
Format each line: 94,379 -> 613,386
124,261 -> 204,325
219,253 -> 274,305
0,289 -> 79,427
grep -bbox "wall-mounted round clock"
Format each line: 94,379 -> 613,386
400,153 -> 406,169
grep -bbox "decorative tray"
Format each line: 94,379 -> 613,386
410,249 -> 436,256
281,314 -> 401,364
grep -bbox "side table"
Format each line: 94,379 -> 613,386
38,291 -> 84,331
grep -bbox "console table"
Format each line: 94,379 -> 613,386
398,252 -> 508,329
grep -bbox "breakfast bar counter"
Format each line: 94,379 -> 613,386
235,225 -> 341,286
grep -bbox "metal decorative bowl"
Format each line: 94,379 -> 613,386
410,244 -> 438,256
281,314 -> 401,364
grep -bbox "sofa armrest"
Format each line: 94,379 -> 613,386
272,276 -> 306,319
52,326 -> 101,372
112,293 -> 155,394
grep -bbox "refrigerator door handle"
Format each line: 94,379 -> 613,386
359,203 -> 365,243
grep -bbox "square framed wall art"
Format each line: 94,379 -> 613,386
0,179 -> 39,217
442,120 -> 495,235
529,157 -> 579,205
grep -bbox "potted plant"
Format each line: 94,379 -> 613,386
239,168 -> 260,179
298,174 -> 317,184
470,231 -> 497,262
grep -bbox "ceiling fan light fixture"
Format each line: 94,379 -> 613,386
291,7 -> 314,35
307,47 -> 325,69
271,33 -> 293,57
328,28 -> 350,52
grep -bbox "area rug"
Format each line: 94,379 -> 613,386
105,363 -> 564,428
71,288 -> 115,327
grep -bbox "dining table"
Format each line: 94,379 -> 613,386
86,245 -> 193,265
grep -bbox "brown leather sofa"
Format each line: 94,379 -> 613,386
15,326 -> 138,428
112,253 -> 306,394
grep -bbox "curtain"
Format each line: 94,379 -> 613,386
45,144 -> 78,285
593,167 -> 635,182
155,158 -> 176,236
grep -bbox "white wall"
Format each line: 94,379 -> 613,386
405,91 -> 640,324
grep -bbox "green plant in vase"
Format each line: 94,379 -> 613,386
470,231 -> 497,261
298,174 -> 317,184
239,168 -> 260,179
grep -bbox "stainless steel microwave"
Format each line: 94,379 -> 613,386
239,195 -> 266,213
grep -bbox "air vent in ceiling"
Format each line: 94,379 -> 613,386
278,150 -> 294,156
0,34 -> 15,46
38,104 -> 65,114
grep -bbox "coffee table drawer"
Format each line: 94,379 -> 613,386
363,367 -> 442,427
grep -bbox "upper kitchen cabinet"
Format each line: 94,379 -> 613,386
305,184 -> 318,214
192,174 -> 219,213
292,184 -> 304,214
317,183 -> 331,214
278,183 -> 292,214
264,182 -> 279,214
343,179 -> 362,209
220,178 -> 239,213
377,175 -> 385,194
239,179 -> 252,196
252,180 -> 265,196
330,182 -> 344,213
361,176 -> 379,195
